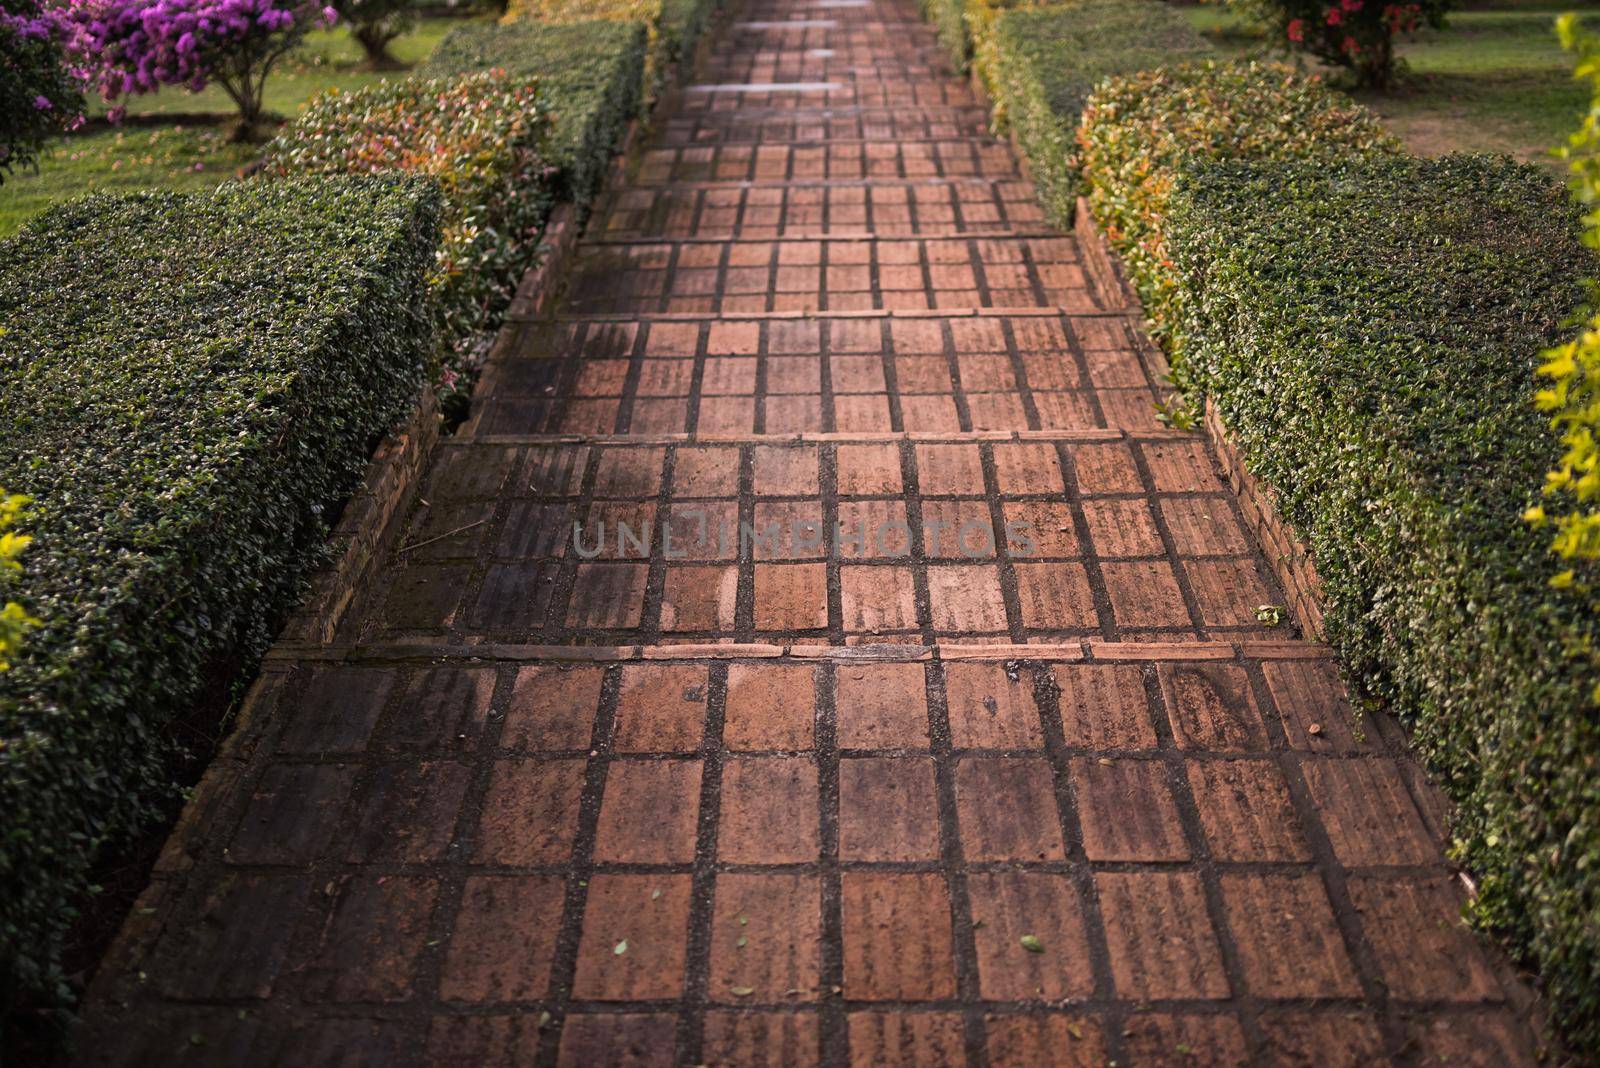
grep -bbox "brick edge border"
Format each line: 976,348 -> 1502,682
1074,195 -> 1327,642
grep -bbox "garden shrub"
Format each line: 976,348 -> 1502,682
0,0 -> 83,180
1169,154 -> 1600,1056
0,175 -> 439,1009
1078,60 -> 1398,361
419,20 -> 646,208
263,71 -> 555,406
977,0 -> 1209,227
503,0 -> 715,104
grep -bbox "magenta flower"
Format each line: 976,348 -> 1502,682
32,95 -> 53,109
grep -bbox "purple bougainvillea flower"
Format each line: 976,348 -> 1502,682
33,94 -> 53,109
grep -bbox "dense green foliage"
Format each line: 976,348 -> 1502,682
1529,14 -> 1600,572
263,71 -> 554,402
977,0 -> 1209,226
419,20 -> 646,207
503,0 -> 715,103
1079,60 -> 1398,359
1170,155 -> 1600,1055
0,176 -> 439,1008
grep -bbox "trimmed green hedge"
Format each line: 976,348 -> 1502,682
0,177 -> 439,1007
976,0 -> 1209,227
1170,155 -> 1600,1055
419,20 -> 647,207
263,71 -> 554,406
1078,61 -> 1398,359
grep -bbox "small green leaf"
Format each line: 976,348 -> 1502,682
729,986 -> 755,996
613,939 -> 628,955
1019,934 -> 1044,953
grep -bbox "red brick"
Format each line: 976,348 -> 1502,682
594,760 -> 702,864
594,447 -> 665,497
719,756 -> 819,863
1256,1011 -> 1390,1068
1160,496 -> 1246,557
1072,757 -> 1189,861
968,872 -> 1093,1000
942,662 -> 1043,748
1070,444 -> 1142,495
1001,500 -> 1078,557
703,1012 -> 820,1068
724,663 -> 815,750
926,564 -> 1008,631
1051,664 -> 1153,748
1158,663 -> 1268,751
1347,874 -> 1501,1003
840,564 -> 920,632
1183,559 -> 1278,628
1185,758 -> 1310,861
157,874 -> 308,999
1013,562 -> 1097,630
956,756 -> 1063,860
1100,561 -> 1191,630
660,564 -> 738,631
1094,871 -> 1229,1000
1119,1014 -> 1248,1066
228,763 -> 355,865
835,663 -> 929,749
915,443 -> 985,495
440,875 -> 564,1002
847,1013 -> 964,1068
709,873 -> 821,1002
502,661 -> 601,748
1220,872 -> 1360,997
1301,757 -> 1439,866
474,757 -> 585,865
557,1013 -> 675,1068
839,756 -> 941,860
425,1014 -> 544,1064
571,874 -> 692,999
1081,499 -> 1164,558
1141,441 -> 1222,492
306,876 -> 438,1003
381,666 -> 495,752
275,666 -> 394,754
992,443 -> 1065,494
673,445 -> 741,496
614,664 -> 709,752
754,563 -> 829,631
840,873 -> 956,1000
836,443 -> 903,494
921,499 -> 997,558
345,761 -> 472,863
754,445 -> 820,495
1407,1013 -> 1538,1068
1261,659 -> 1377,751
567,563 -> 649,629
986,1014 -> 1107,1067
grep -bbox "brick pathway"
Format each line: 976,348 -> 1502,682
78,0 -> 1545,1063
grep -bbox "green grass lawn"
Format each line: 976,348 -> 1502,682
1182,2 -> 1588,163
0,16 -> 479,237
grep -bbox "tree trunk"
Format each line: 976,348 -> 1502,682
354,25 -> 406,71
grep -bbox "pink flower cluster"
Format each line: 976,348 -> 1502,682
52,0 -> 334,103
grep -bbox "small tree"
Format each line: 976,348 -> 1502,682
0,0 -> 83,180
56,0 -> 337,142
334,0 -> 415,69
1528,14 -> 1600,584
1234,0 -> 1449,90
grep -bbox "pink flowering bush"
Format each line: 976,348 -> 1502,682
54,0 -> 337,140
0,0 -> 84,179
1241,0 -> 1449,88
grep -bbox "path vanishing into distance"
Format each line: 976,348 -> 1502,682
78,0 -> 1547,1063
